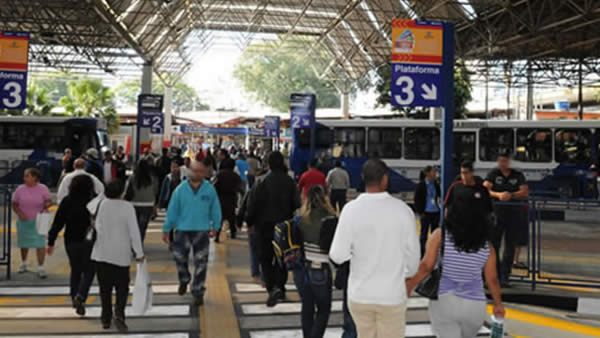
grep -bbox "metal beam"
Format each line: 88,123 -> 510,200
88,0 -> 151,63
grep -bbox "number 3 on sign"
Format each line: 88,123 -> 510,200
394,76 -> 414,105
3,81 -> 22,108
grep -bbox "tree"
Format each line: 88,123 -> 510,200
114,80 -> 209,112
375,62 -> 473,118
59,78 -> 119,133
233,41 -> 341,112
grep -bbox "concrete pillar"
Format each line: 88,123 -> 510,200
485,60 -> 489,119
164,85 -> 173,145
341,91 -> 350,119
430,107 -> 442,120
136,62 -> 152,160
141,62 -> 152,94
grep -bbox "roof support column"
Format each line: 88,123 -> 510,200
578,57 -> 584,120
137,61 -> 153,160
341,91 -> 350,119
485,60 -> 490,119
142,61 -> 153,94
526,61 -> 534,120
164,85 -> 173,146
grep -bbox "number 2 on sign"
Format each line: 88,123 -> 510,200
291,115 -> 300,128
3,81 -> 22,108
394,76 -> 414,105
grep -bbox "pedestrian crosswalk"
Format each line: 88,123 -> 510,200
0,219 -> 199,338
231,281 -> 491,338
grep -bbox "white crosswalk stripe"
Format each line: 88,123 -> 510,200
0,305 -> 189,319
235,281 -> 491,338
0,284 -> 180,296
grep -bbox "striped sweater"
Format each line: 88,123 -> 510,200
439,232 -> 490,301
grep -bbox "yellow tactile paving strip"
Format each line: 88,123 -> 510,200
200,242 -> 241,338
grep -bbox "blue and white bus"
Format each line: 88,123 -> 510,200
291,119 -> 600,199
0,116 -> 108,187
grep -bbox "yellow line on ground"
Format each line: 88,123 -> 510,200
0,297 -> 29,305
487,305 -> 600,336
41,296 -> 67,305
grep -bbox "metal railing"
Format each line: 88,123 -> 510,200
0,186 -> 12,280
507,197 -> 600,290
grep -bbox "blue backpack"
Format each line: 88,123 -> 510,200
272,216 -> 303,270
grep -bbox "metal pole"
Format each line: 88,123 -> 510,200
485,60 -> 489,119
578,58 -> 584,120
441,23 -> 455,213
341,91 -> 350,119
526,61 -> 534,120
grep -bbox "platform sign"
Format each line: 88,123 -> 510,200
0,32 -> 29,110
263,115 -> 280,137
289,93 -> 316,129
391,20 -> 444,107
136,94 -> 164,156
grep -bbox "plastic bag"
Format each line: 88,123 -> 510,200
35,212 -> 52,236
132,261 -> 153,315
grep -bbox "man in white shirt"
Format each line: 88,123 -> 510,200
57,158 -> 105,204
103,150 -> 114,185
329,159 -> 420,338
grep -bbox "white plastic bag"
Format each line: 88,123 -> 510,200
35,212 -> 52,236
132,261 -> 153,315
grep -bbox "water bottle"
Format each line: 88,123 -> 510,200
490,315 -> 504,338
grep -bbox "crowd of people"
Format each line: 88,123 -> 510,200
13,137 -> 531,337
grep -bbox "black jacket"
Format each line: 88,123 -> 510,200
48,195 -> 93,246
246,171 -> 300,232
414,180 -> 441,214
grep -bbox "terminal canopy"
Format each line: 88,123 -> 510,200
1,0 -> 600,86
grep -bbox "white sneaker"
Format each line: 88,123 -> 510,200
38,267 -> 47,279
18,264 -> 27,274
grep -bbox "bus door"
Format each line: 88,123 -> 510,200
65,120 -> 98,157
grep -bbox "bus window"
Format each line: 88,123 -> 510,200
555,129 -> 591,164
454,132 -> 475,165
296,128 -> 333,149
479,128 -> 514,161
367,128 -> 402,158
334,128 -> 366,158
515,128 -> 552,162
297,128 -> 311,148
0,123 -> 66,153
404,128 -> 440,160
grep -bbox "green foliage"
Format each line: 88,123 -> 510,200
115,80 -> 208,112
59,78 -> 119,133
233,41 -> 340,112
375,62 -> 473,118
32,73 -> 70,104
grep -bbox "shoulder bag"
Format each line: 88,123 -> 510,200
415,228 -> 445,300
84,199 -> 104,245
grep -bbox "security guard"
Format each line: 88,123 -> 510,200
484,153 -> 529,287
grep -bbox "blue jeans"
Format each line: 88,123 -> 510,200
293,263 -> 332,338
134,206 -> 153,242
172,231 -> 210,297
248,232 -> 261,278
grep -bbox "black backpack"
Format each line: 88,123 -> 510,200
319,216 -> 338,251
272,216 -> 303,270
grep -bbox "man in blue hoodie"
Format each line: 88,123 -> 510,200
163,160 -> 222,306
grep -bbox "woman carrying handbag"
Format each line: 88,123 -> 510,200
406,204 -> 505,338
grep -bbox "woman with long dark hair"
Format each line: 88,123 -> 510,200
47,175 -> 97,316
406,204 -> 505,338
294,185 -> 337,338
125,159 -> 159,241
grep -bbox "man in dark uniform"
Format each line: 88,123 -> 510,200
444,161 -> 493,218
484,153 -> 529,287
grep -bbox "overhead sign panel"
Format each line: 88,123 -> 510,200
137,94 -> 164,135
263,115 -> 280,137
0,31 -> 29,110
391,20 -> 444,107
289,93 -> 316,129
